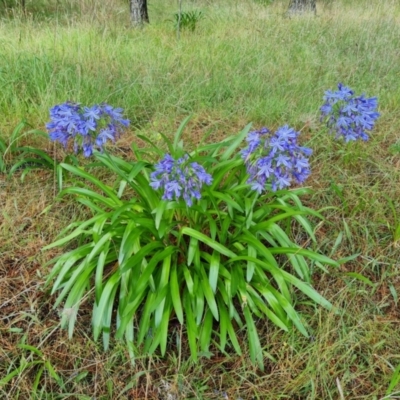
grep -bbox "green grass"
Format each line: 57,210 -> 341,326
1,0 -> 400,398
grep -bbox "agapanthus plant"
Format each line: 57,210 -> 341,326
46,102 -> 130,157
150,154 -> 212,206
241,126 -> 312,193
44,118 -> 340,370
320,83 -> 380,142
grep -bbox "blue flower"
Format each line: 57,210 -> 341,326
95,128 -> 115,147
321,83 -> 380,142
150,154 -> 212,206
82,141 -> 94,158
49,130 -> 70,147
83,105 -> 102,120
47,102 -> 130,157
242,126 -> 312,193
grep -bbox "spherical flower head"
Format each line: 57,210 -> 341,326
150,154 -> 213,206
242,126 -> 312,194
320,83 -> 380,142
47,102 -> 130,157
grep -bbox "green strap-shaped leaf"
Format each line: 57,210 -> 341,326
118,247 -> 176,336
183,291 -> 198,361
45,213 -> 106,248
132,247 -> 176,296
226,314 -> 242,356
18,146 -> 55,165
136,135 -> 165,157
60,163 -> 122,204
200,309 -> 214,352
151,297 -> 172,356
101,274 -> 120,350
17,344 -> 44,357
268,247 -> 339,267
209,250 -> 220,293
153,200 -> 168,230
182,227 -> 237,258
8,157 -> 53,177
200,267 -> 219,321
210,160 -> 243,191
119,241 -> 164,274
252,278 -> 287,323
137,291 -> 157,345
266,285 -> 308,337
246,285 -> 289,332
77,197 -> 106,214
183,265 -> 194,296
187,236 -> 199,266
386,363 -> 400,396
238,232 -> 291,301
60,187 -> 118,209
219,215 -> 232,244
243,306 -> 264,370
210,191 -> 244,213
252,210 -> 308,232
231,255 -> 334,311
220,123 -> 252,161
247,245 -> 256,282
154,288 -> 168,328
206,214 -> 217,241
62,266 -> 96,338
119,221 -> 144,265
195,276 -> 205,325
264,223 -> 310,281
159,253 -> 172,290
170,264 -> 184,324
48,244 -> 92,289
92,273 -> 120,340
95,246 -> 110,304
173,115 -> 192,151
54,257 -> 96,308
218,300 -> 229,352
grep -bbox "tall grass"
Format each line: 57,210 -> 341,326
0,0 -> 399,130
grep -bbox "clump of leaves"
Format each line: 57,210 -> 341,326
43,117 -> 338,369
174,10 -> 203,32
0,120 -> 55,180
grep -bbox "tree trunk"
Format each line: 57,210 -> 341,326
288,0 -> 316,15
130,0 -> 149,26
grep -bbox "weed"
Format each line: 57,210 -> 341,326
173,10 -> 204,32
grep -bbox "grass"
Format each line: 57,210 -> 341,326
1,0 -> 400,398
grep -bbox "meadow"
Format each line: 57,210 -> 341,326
1,0 -> 400,398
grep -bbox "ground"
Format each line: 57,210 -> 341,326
1,0 -> 400,398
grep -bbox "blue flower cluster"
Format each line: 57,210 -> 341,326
241,126 -> 312,193
47,102 -> 130,157
150,154 -> 213,206
320,83 -> 380,142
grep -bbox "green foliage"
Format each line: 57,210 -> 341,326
44,120 -> 338,368
386,364 -> 400,397
389,141 -> 400,155
1,121 -> 51,177
0,120 -> 76,189
173,10 -> 203,32
0,343 -> 65,393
